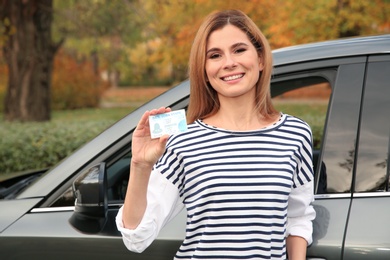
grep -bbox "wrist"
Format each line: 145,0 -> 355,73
130,159 -> 154,171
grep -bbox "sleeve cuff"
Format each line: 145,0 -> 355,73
115,169 -> 183,253
286,211 -> 315,245
286,181 -> 316,245
116,206 -> 158,253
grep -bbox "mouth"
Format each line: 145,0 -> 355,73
221,73 -> 244,82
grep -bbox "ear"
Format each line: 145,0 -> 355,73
258,54 -> 265,71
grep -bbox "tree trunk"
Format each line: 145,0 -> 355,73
1,0 -> 61,122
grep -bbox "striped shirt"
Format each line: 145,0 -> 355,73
116,113 -> 315,259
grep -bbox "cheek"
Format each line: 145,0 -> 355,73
205,62 -> 218,79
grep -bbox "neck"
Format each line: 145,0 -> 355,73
204,97 -> 277,131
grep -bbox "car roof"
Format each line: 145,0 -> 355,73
273,34 -> 390,66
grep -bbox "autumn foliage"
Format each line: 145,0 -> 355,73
2,0 -> 390,112
118,0 -> 390,85
51,50 -> 109,110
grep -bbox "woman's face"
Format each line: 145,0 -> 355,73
205,24 -> 263,102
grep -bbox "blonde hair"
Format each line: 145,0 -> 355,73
187,9 -> 277,123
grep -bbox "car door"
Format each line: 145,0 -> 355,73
343,54 -> 390,260
307,58 -> 366,260
271,56 -> 367,259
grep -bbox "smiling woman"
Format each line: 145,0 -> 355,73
117,9 -> 315,260
187,10 -> 275,124
205,26 -> 263,103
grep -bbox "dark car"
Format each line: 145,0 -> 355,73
1,35 -> 390,260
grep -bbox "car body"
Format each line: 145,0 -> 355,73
1,34 -> 390,260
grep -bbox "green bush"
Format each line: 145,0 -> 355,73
0,119 -> 115,174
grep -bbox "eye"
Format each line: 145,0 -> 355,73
235,48 -> 247,54
208,53 -> 221,59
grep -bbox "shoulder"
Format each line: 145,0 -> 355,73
280,114 -> 313,143
283,114 -> 312,132
284,114 -> 310,127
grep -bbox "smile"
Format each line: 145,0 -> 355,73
222,73 -> 244,81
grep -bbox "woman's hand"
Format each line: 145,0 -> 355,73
131,107 -> 172,168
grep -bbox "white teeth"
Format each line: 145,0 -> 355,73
223,74 -> 243,81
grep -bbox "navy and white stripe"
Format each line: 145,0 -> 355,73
154,113 -> 314,259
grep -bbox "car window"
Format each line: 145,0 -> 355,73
273,81 -> 330,151
355,56 -> 390,192
49,185 -> 74,207
271,71 -> 332,195
106,152 -> 131,202
50,149 -> 132,207
318,62 -> 366,196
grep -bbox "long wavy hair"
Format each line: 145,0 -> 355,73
186,9 -> 277,123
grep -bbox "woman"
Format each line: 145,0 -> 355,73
116,9 -> 315,260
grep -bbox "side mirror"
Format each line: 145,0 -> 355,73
69,163 -> 108,234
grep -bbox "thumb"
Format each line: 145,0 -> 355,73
155,134 -> 170,156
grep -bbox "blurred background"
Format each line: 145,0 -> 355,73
0,0 -> 389,176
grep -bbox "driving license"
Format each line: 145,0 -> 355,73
149,109 -> 188,139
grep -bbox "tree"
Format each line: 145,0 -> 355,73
266,0 -> 390,48
0,0 -> 62,122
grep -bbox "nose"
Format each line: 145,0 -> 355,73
223,54 -> 237,70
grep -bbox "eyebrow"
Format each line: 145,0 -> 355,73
206,42 -> 249,54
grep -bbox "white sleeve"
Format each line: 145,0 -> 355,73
115,169 -> 184,253
286,180 -> 316,245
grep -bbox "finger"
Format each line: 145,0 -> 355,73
159,134 -> 170,143
150,107 -> 168,115
141,107 -> 173,133
156,134 -> 170,154
157,107 -> 166,114
136,110 -> 151,130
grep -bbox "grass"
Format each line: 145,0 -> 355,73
274,99 -> 328,126
51,106 -> 136,122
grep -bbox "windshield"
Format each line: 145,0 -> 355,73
0,169 -> 47,199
